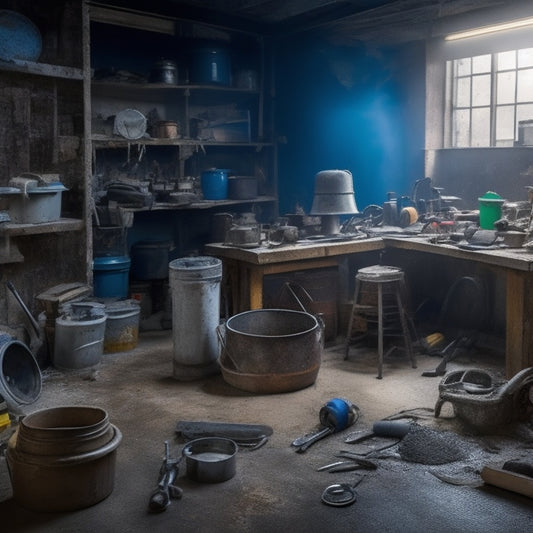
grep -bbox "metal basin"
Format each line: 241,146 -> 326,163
219,309 -> 322,393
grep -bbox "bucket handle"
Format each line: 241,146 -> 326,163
281,283 -> 325,343
216,324 -> 242,372
282,282 -> 313,313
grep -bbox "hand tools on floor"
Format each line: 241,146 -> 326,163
344,420 -> 412,444
292,398 -> 359,453
321,476 -> 365,507
148,441 -> 183,513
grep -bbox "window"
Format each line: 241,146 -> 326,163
448,47 -> 533,147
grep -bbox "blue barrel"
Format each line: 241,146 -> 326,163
191,44 -> 231,85
93,256 -> 131,298
201,169 -> 229,200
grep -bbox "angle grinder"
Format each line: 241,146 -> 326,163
292,398 -> 359,453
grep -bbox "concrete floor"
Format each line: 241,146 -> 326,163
0,331 -> 532,532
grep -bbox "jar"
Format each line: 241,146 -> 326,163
150,59 -> 178,84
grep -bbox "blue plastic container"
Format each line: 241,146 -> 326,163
93,256 -> 130,298
0,10 -> 42,62
201,169 -> 229,200
191,44 -> 231,86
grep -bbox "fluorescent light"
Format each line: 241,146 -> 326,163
445,16 -> 533,41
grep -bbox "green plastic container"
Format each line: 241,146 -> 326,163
478,191 -> 505,230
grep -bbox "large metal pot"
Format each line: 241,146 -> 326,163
219,309 -> 322,393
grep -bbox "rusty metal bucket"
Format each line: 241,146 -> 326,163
218,309 -> 322,393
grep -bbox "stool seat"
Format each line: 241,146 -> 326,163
344,264 -> 416,379
356,265 -> 404,282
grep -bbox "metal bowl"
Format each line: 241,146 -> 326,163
183,437 -> 237,483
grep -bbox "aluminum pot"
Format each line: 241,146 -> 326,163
149,59 -> 178,84
183,437 -> 237,483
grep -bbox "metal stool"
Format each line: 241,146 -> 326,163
344,265 -> 416,379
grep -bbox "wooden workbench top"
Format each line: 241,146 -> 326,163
205,235 -> 533,271
383,236 -> 533,272
205,237 -> 384,265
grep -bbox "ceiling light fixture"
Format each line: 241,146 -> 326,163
445,16 -> 533,41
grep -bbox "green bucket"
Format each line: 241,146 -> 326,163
478,191 -> 504,230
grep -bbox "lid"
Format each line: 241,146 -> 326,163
105,299 -> 140,315
114,109 -> 147,140
26,183 -> 68,194
0,186 -> 21,195
132,239 -> 172,249
93,256 -> 131,270
478,191 -> 505,203
153,59 -> 177,69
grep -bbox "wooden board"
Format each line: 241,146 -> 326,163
481,465 -> 533,499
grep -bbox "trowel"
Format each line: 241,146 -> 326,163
5,281 -> 48,368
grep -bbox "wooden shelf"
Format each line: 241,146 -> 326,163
0,218 -> 84,264
91,135 -> 273,149
0,218 -> 84,237
92,80 -> 259,94
121,196 -> 276,212
0,59 -> 83,80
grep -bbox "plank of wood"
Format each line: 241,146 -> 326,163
481,465 -> 533,499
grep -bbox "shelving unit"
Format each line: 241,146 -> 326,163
88,4 -> 277,255
0,1 -> 88,273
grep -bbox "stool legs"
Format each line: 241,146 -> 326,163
345,273 -> 416,379
344,278 -> 362,360
395,285 -> 417,370
377,282 -> 384,379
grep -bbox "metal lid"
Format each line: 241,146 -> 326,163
113,109 -> 147,140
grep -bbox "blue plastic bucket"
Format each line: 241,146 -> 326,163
93,256 -> 131,298
201,169 -> 229,200
191,44 -> 231,86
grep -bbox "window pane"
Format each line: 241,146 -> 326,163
472,54 -> 491,74
518,48 -> 533,68
517,68 -> 533,102
456,57 -> 471,76
516,103 -> 533,124
495,105 -> 515,141
497,71 -> 516,104
497,50 -> 516,70
453,109 -> 470,147
472,74 -> 490,106
471,107 -> 490,146
456,77 -> 471,107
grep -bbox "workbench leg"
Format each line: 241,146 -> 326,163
505,270 -> 533,378
249,269 -> 264,310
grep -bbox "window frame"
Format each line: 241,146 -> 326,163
426,25 -> 533,151
447,48 -> 533,148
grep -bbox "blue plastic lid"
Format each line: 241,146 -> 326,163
93,256 -> 131,270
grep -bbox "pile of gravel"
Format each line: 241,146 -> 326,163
398,424 -> 472,465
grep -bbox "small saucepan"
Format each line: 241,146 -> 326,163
183,437 -> 237,483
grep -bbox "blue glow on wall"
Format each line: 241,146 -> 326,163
276,38 -> 425,216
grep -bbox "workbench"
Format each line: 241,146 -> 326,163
205,235 -> 533,378
205,237 -> 384,311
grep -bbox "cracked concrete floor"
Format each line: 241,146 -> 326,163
1,331 -> 532,532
